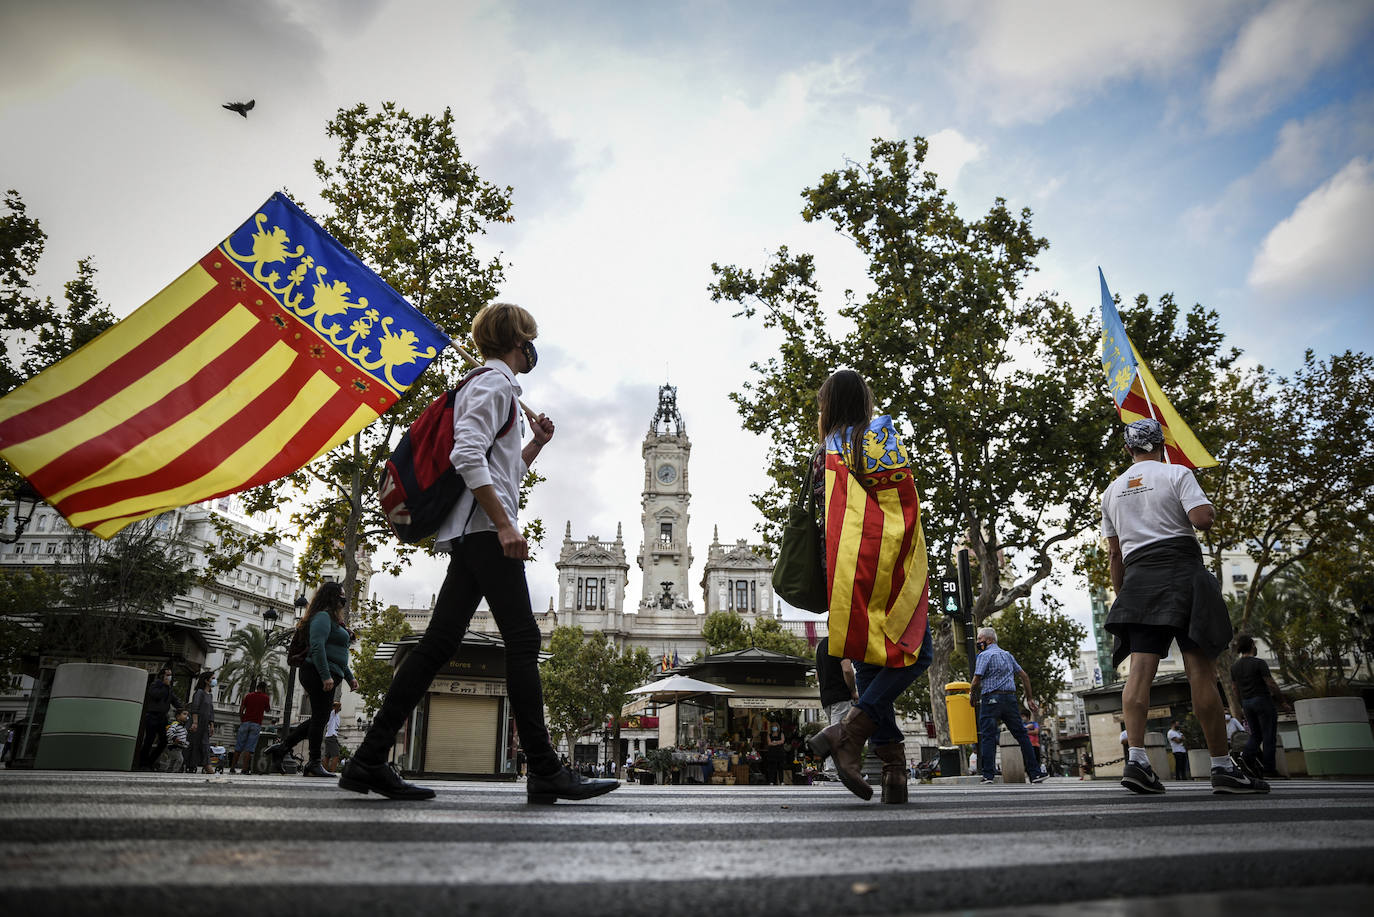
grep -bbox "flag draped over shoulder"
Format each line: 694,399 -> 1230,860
0,193 -> 449,538
823,415 -> 929,667
1098,268 -> 1217,469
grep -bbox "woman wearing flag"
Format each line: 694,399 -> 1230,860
806,370 -> 932,803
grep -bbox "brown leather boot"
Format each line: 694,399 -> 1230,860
807,705 -> 877,800
875,742 -> 908,804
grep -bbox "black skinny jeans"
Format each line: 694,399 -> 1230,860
281,662 -> 333,762
355,532 -> 559,775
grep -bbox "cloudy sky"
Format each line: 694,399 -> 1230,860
4,1 -> 1372,646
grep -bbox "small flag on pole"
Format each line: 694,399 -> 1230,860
0,193 -> 449,537
1098,268 -> 1217,469
823,415 -> 928,667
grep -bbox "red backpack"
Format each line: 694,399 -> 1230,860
378,367 -> 517,544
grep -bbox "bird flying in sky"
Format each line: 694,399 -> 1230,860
222,100 -> 255,118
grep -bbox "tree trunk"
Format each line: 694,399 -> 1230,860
342,433 -> 363,624
927,616 -> 955,745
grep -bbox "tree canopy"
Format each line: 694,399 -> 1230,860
701,611 -> 811,658
540,626 -> 654,755
350,602 -> 413,717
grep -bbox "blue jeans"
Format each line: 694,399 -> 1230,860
1242,695 -> 1279,772
851,624 -> 933,747
235,721 -> 262,754
978,693 -> 1039,779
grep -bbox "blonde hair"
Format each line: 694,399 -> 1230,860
472,302 -> 538,358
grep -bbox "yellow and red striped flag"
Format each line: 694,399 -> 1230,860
1099,268 -> 1217,468
823,415 -> 929,667
0,193 -> 448,538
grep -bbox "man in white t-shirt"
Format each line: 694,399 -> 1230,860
1101,419 -> 1267,797
1167,721 -> 1188,780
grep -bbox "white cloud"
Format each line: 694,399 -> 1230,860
1247,156 -> 1374,297
1206,0 -> 1374,126
923,128 -> 983,185
927,0 -> 1246,125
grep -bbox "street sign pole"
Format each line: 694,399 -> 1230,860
956,548 -> 978,681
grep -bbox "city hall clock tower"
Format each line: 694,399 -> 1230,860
637,384 -> 693,613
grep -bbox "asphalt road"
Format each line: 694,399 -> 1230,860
1,771 -> 1371,916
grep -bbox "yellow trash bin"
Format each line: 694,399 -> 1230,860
945,681 -> 977,746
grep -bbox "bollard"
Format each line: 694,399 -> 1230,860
998,729 -> 1025,783
945,682 -> 977,746
1144,731 -> 1169,778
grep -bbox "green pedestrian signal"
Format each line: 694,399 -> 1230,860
944,595 -> 959,615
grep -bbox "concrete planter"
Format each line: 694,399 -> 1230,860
1295,697 -> 1374,777
35,663 -> 147,771
1188,748 -> 1212,780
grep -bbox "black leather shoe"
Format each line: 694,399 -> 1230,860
302,759 -> 335,778
263,744 -> 288,773
527,766 -> 619,804
338,758 -> 435,800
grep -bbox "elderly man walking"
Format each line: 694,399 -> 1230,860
970,627 -> 1046,784
1102,418 -> 1268,795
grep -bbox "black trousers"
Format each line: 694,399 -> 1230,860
281,662 -> 333,762
140,712 -> 168,767
356,532 -> 559,774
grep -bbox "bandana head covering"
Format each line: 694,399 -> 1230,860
1124,418 -> 1164,451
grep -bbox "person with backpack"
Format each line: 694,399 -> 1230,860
263,582 -> 357,778
340,302 -> 617,804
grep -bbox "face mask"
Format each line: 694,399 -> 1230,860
210,679 -> 217,689
519,340 -> 538,371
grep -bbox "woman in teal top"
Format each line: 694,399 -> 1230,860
265,583 -> 358,778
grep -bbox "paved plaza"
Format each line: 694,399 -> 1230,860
1,771 -> 1372,915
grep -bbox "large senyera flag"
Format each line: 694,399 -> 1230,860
0,193 -> 448,538
823,415 -> 928,667
1099,268 -> 1217,469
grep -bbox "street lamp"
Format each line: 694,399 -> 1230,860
0,480 -> 41,545
260,594 -> 307,770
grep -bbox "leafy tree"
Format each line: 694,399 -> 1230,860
989,602 -> 1087,715
35,517 -> 199,663
350,602 -> 413,716
0,567 -> 62,677
701,611 -> 749,653
229,103 -> 516,610
711,136 -> 1244,743
701,611 -> 810,657
217,624 -> 289,705
1,190 -> 116,506
540,626 -> 654,757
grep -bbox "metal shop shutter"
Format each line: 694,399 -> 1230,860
426,694 -> 500,774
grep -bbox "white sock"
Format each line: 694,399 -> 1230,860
1128,747 -> 1149,766
1210,755 -> 1235,769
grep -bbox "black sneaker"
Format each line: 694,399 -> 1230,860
1211,765 -> 1270,795
1120,761 -> 1166,794
1030,770 -> 1049,784
1236,753 -> 1264,781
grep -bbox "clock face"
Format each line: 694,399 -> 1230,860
656,463 -> 677,485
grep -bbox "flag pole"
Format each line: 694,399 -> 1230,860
445,339 -> 542,426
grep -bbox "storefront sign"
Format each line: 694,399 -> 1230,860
436,678 -> 507,697
729,697 -> 820,710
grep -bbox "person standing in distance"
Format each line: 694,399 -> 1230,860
969,627 -> 1046,784
1167,720 -> 1188,781
1102,418 -> 1267,795
339,303 -> 617,804
1231,635 -> 1290,779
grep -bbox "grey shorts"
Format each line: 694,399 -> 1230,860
324,735 -> 341,758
